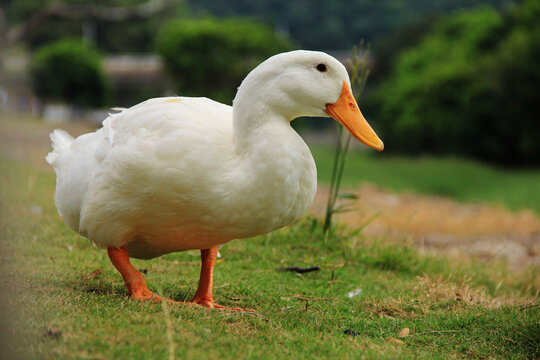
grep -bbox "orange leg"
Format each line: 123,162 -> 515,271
108,246 -> 251,311
107,246 -> 162,302
190,247 -> 252,312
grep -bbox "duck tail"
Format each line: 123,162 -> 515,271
46,129 -> 74,165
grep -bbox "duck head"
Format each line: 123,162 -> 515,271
233,50 -> 384,151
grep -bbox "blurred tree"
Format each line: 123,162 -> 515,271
0,0 -> 184,52
371,15 -> 440,82
155,18 -> 295,103
368,1 -> 540,165
486,0 -> 540,164
187,0 -> 515,49
30,39 -> 111,107
0,0 -> 516,52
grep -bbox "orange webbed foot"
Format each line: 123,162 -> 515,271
129,288 -> 162,302
108,246 -> 182,305
190,296 -> 255,312
128,285 -> 184,305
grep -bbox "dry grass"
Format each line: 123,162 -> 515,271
364,274 -> 536,321
312,184 -> 540,270
414,274 -> 526,308
313,184 -> 540,236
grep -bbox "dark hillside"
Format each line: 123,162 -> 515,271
188,0 -> 515,49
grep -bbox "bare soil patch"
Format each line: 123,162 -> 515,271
312,186 -> 540,271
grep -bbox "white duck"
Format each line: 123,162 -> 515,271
47,50 -> 383,310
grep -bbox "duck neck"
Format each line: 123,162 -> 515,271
232,93 -> 292,156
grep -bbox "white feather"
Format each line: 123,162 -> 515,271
46,129 -> 74,165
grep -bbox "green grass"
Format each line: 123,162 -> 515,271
311,146 -> 540,214
1,156 -> 538,359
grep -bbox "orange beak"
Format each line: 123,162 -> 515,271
325,81 -> 384,151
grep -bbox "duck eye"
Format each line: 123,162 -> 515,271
316,63 -> 327,72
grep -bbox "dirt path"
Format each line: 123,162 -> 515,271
312,186 -> 540,271
2,115 -> 539,271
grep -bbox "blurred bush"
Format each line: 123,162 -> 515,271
155,18 -> 294,103
30,39 -> 111,107
369,0 -> 540,165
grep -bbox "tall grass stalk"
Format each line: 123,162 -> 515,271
159,285 -> 176,360
323,41 -> 371,237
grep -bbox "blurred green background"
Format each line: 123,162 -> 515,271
1,0 -> 539,166
2,4 -> 539,359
